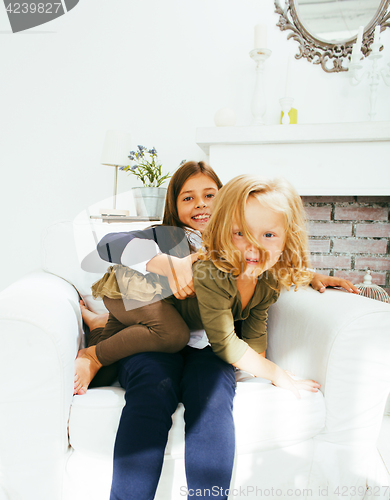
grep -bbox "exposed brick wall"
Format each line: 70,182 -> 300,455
302,196 -> 390,296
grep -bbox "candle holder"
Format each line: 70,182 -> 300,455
279,97 -> 294,125
250,48 -> 272,125
349,34 -> 389,121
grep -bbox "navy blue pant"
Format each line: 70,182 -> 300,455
110,346 -> 236,500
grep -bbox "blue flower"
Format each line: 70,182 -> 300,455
121,145 -> 171,188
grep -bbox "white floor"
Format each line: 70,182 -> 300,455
374,415 -> 390,500
378,416 -> 390,477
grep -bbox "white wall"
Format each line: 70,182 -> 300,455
1,0 -> 389,292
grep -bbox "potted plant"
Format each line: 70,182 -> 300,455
121,145 -> 171,219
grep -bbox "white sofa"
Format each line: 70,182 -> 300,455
1,219 -> 390,500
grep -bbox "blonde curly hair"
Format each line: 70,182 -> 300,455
199,175 -> 313,290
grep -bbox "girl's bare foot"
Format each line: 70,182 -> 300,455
79,300 -> 108,330
74,346 -> 102,395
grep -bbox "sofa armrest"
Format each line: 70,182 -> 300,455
267,287 -> 390,446
0,271 -> 83,500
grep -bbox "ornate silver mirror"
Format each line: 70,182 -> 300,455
274,0 -> 390,72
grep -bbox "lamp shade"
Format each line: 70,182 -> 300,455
101,130 -> 132,167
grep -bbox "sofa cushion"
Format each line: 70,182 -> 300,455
69,378 -> 325,459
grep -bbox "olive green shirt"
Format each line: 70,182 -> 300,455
166,260 -> 279,364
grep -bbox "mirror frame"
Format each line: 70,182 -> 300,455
274,0 -> 390,73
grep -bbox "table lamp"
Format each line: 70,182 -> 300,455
99,129 -> 132,216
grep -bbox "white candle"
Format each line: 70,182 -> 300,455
254,24 -> 267,49
284,52 -> 292,97
352,41 -> 361,56
351,43 -> 361,64
355,25 -> 364,51
351,26 -> 363,64
374,25 -> 381,44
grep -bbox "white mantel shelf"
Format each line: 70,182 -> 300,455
196,122 -> 390,196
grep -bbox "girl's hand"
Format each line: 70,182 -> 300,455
310,273 -> 360,294
146,252 -> 200,299
272,369 -> 321,400
167,253 -> 199,300
232,348 -> 320,399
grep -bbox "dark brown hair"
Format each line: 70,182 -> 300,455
162,161 -> 223,228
